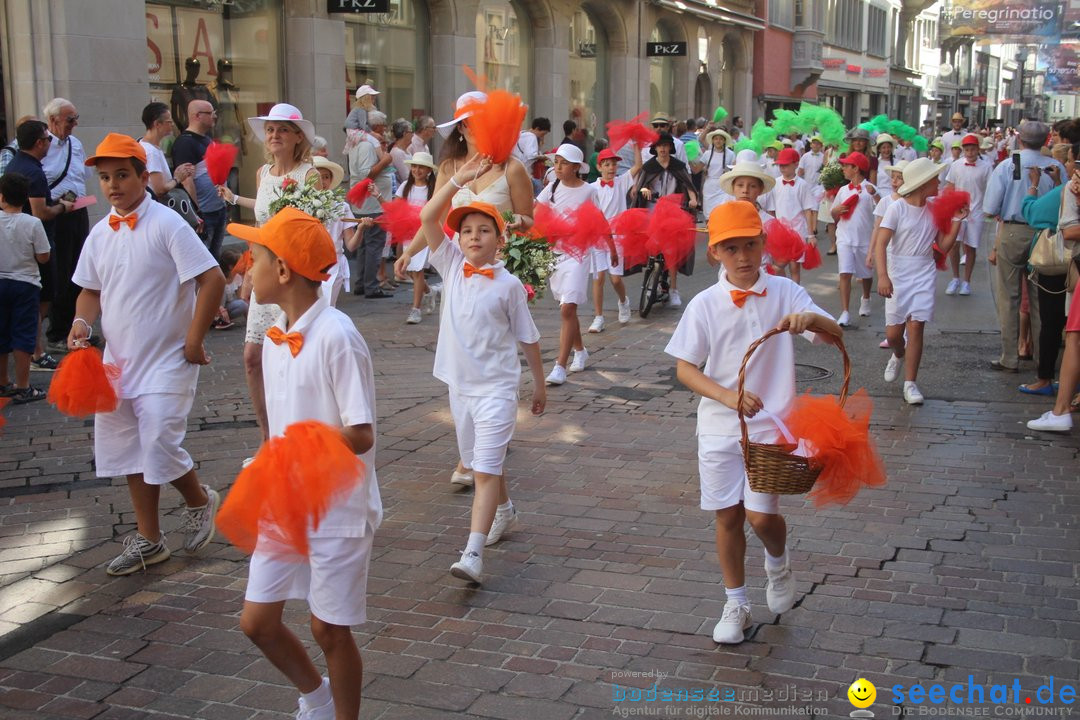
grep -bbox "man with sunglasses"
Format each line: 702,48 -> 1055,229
645,113 -> 688,164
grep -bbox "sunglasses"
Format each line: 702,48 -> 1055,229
39,135 -> 53,144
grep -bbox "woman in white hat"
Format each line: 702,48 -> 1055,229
870,133 -> 896,187
218,102 -> 318,446
398,152 -> 438,324
874,158 -> 967,405
692,128 -> 735,218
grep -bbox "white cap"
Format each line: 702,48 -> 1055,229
553,143 -> 588,173
355,84 -> 380,99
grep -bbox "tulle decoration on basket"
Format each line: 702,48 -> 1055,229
47,347 -> 120,417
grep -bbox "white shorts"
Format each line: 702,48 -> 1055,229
549,254 -> 590,306
959,216 -> 983,249
589,247 -> 611,278
94,393 -> 195,485
698,432 -> 780,514
245,293 -> 281,344
836,244 -> 873,279
246,533 -> 374,627
449,389 -> 517,476
406,247 -> 430,273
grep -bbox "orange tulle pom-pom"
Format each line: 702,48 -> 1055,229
783,389 -> 886,507
232,249 -> 252,277
347,179 -> 375,208
928,188 -> 970,234
802,243 -> 822,270
378,198 -> 423,246
216,421 -> 365,558
204,142 -> 238,186
465,90 -> 528,164
764,218 -> 806,265
606,112 -> 660,153
611,208 -> 651,268
649,195 -> 696,270
47,347 -> 120,417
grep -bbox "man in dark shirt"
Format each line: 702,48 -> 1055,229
172,99 -> 226,259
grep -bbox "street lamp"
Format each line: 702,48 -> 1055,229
1016,47 -> 1028,124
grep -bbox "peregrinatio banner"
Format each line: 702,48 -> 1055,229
941,0 -> 1063,41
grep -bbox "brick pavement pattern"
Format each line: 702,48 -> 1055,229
0,243 -> 1077,719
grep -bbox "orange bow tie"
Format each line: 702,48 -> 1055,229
463,263 -> 495,279
266,326 -> 304,356
730,288 -> 767,308
108,213 -> 138,231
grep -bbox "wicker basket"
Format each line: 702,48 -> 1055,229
738,327 -> 850,495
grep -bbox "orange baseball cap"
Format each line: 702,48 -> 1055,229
446,200 -> 506,236
85,133 -> 147,166
708,201 -> 763,246
227,207 -> 336,282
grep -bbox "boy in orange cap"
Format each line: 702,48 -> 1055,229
419,153 -> 545,585
665,201 -> 841,645
227,207 -> 381,720
69,133 -> 225,576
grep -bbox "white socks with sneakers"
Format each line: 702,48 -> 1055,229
765,549 -> 788,572
302,677 -> 331,708
497,501 -> 513,514
725,585 -> 748,606
465,532 -> 486,556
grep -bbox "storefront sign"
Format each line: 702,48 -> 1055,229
959,88 -> 975,97
941,1 -> 1062,41
863,68 -> 888,78
1000,98 -> 1015,105
846,64 -> 862,74
971,95 -> 988,102
328,0 -> 390,12
578,42 -> 597,58
147,7 -> 224,85
822,58 -> 847,69
647,42 -> 687,56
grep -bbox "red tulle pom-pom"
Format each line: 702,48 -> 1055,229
377,198 -> 423,246
533,204 -> 575,254
764,263 -> 777,275
204,142 -> 238,186
802,243 -> 822,270
216,421 -> 365,558
465,90 -> 528,164
837,193 -> 858,219
0,397 -> 9,433
347,179 -> 375,208
47,347 -> 120,417
931,243 -> 947,271
928,188 -> 970,235
764,218 -> 806,265
611,208 -> 651,268
783,388 -> 886,507
555,202 -> 610,260
606,112 -> 659,153
648,195 -> 696,270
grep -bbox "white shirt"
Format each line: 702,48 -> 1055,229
0,211 -> 49,287
944,157 -> 993,211
428,240 -> 541,400
832,182 -> 876,247
798,151 -> 825,185
699,146 -> 735,181
42,133 -> 86,198
590,171 -> 635,220
140,140 -> 171,180
880,199 -> 937,257
770,176 -> 816,237
941,130 -> 967,153
665,271 -> 830,436
874,193 -> 900,220
763,157 -> 781,179
536,180 -> 597,214
512,131 -> 540,164
263,297 -> 382,538
72,194 -> 218,398
896,145 -> 918,162
645,137 -> 688,164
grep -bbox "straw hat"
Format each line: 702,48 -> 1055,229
898,158 -> 943,196
879,159 -> 910,175
247,103 -> 316,145
719,157 -> 776,195
405,151 -> 437,171
436,91 -> 488,138
875,133 -> 896,147
707,128 -> 732,146
312,156 -> 344,189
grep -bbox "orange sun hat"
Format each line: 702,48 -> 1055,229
227,207 -> 336,282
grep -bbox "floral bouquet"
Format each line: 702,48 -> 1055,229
501,210 -> 556,302
267,176 -> 344,226
818,162 -> 846,201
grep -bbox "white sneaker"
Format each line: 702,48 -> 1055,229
858,297 -> 871,317
669,290 -> 682,307
405,308 -> 422,324
765,559 -> 797,614
450,550 -> 483,584
546,364 -> 567,385
838,311 -> 851,327
296,679 -> 335,720
884,354 -> 904,383
1027,410 -> 1074,433
903,382 -> 924,405
181,486 -> 220,553
958,281 -> 971,296
617,298 -> 631,324
712,601 -> 752,644
588,316 -> 605,333
450,470 -> 474,488
421,291 -> 435,314
486,506 -> 519,546
945,278 -> 961,295
568,349 -> 588,373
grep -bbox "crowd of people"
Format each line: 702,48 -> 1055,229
0,84 -> 1077,720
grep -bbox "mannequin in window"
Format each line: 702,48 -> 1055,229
171,57 -> 216,130
209,58 -> 246,154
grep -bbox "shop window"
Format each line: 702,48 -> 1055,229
569,10 -> 607,135
826,0 -> 863,52
770,0 -> 795,30
345,0 -> 430,126
476,1 -> 530,97
867,5 -> 888,58
649,25 -> 677,116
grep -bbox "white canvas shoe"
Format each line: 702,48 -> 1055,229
712,601 -> 752,644
903,382 -> 924,405
858,297 -> 871,317
546,365 -> 567,385
568,349 -> 589,373
1027,410 -> 1073,433
884,354 -> 904,383
587,316 -> 605,333
765,559 -> 797,614
617,299 -> 631,324
450,551 -> 483,584
945,278 -> 961,295
838,311 -> 851,327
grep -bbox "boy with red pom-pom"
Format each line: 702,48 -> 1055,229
665,201 -> 842,645
770,148 -> 817,283
69,134 -> 225,576
227,207 -> 382,720
830,151 -> 879,327
588,145 -> 642,331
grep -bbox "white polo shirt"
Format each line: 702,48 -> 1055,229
770,176 -> 817,237
798,151 -> 825,185
944,157 -> 993,211
428,239 -> 541,400
880,200 -> 936,257
72,194 -> 218,398
832,182 -> 876,248
665,271 -> 831,437
262,297 -> 382,538
590,171 -> 635,220
874,192 -> 900,220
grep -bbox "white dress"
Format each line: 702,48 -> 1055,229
245,162 -> 315,343
699,146 -> 735,217
880,200 -> 938,326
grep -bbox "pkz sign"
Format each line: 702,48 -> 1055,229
647,42 -> 687,57
328,0 -> 390,12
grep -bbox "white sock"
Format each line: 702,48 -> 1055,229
765,549 -> 788,572
465,532 -> 486,556
904,380 -> 917,390
497,501 -> 513,515
725,585 -> 748,606
302,677 -> 331,707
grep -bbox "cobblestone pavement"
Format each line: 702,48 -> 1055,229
0,241 -> 1077,719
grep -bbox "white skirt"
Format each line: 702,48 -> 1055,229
406,247 -> 430,273
549,254 -> 590,306
245,292 -> 281,344
884,254 -> 937,326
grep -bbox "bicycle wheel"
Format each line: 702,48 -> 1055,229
639,259 -> 662,318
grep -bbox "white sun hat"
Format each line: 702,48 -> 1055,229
436,91 -> 488,138
405,151 -> 438,171
247,103 -> 316,145
312,156 -> 344,189
553,143 -> 589,174
898,157 -> 943,196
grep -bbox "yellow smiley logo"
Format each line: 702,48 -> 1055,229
848,678 -> 876,708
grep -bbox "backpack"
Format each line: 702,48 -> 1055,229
150,186 -> 200,231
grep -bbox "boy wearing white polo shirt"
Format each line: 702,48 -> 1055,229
68,134 -> 225,577
771,148 -> 817,284
588,145 -> 642,331
665,201 -> 841,645
419,154 -> 546,585
830,151 -> 878,326
943,134 -> 993,296
228,207 -> 381,720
